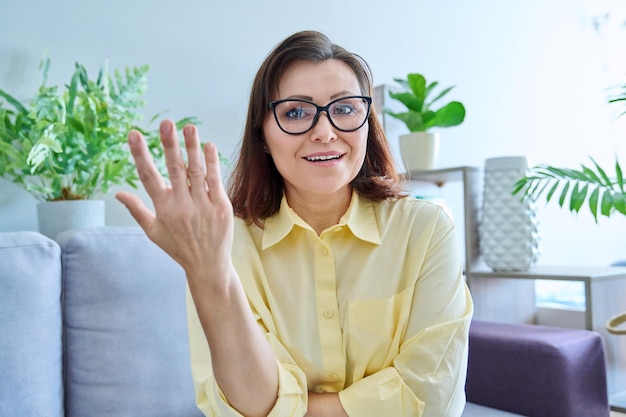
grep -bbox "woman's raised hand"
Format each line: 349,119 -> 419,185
116,119 -> 234,279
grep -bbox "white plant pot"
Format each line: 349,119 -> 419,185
398,132 -> 440,173
37,200 -> 105,240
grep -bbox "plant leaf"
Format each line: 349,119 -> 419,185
591,157 -> 612,186
617,158 -> 624,192
613,191 -> 626,215
545,180 -> 560,202
387,92 -> 421,112
588,187 -> 600,221
570,183 -> 587,212
0,88 -> 29,114
425,101 -> 465,129
385,110 -> 424,132
67,70 -> 80,115
428,85 -> 454,108
558,181 -> 570,207
601,190 -> 614,217
406,73 -> 426,104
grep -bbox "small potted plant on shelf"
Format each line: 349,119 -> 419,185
384,73 -> 466,173
0,57 -> 198,238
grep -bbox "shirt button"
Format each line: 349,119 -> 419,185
328,373 -> 340,382
323,309 -> 334,318
320,247 -> 328,256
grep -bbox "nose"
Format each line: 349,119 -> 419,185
309,112 -> 337,143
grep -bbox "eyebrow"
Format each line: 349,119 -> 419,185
283,90 -> 356,102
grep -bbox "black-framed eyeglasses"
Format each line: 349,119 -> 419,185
269,95 -> 372,135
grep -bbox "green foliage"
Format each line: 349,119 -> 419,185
0,58 -> 199,201
608,82 -> 626,119
513,158 -> 626,223
384,73 -> 466,132
513,82 -> 626,222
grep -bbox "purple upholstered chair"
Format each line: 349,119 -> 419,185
466,320 -> 610,417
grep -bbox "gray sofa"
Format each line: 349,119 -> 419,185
0,228 -> 610,417
0,228 -> 202,417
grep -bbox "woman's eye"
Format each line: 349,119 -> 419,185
285,106 -> 309,120
333,103 -> 356,116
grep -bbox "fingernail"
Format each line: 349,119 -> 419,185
128,131 -> 139,144
161,121 -> 172,134
184,125 -> 195,136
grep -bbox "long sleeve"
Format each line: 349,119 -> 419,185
186,287 -> 309,416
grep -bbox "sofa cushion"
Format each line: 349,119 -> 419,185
0,231 -> 63,417
59,227 -> 203,417
466,320 -> 609,417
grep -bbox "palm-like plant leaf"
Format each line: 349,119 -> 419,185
513,157 -> 626,222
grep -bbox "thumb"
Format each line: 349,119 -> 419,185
115,191 -> 156,231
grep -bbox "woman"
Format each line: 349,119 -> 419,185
117,30 -> 473,417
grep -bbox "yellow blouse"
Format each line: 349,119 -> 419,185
187,191 -> 473,417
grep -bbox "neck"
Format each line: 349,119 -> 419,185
285,187 -> 352,235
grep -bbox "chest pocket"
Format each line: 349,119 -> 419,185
346,286 -> 413,380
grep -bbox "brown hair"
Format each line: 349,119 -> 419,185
228,30 -> 404,226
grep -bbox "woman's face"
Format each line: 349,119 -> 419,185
263,59 -> 368,201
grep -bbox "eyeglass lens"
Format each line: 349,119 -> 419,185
272,96 -> 370,134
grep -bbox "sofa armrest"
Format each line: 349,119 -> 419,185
0,231 -> 63,417
466,320 -> 609,417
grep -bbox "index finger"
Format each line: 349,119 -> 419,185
127,129 -> 167,200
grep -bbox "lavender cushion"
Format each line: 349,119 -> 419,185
466,320 -> 609,417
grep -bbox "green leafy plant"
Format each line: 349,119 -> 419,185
0,58 -> 198,201
513,158 -> 626,222
513,83 -> 626,223
384,73 -> 466,132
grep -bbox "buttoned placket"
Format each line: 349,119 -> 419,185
312,230 -> 346,393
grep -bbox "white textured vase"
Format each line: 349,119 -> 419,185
37,200 -> 105,240
479,156 -> 540,271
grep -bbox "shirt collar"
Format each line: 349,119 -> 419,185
261,191 -> 381,250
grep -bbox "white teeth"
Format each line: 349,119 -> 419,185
305,155 -> 341,161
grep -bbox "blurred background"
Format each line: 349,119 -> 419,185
2,0 -> 626,276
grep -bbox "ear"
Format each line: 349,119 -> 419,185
262,142 -> 270,154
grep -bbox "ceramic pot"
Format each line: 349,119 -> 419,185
479,156 -> 540,271
398,132 -> 440,173
37,200 -> 105,239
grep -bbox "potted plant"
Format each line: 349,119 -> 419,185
384,73 -> 466,172
0,57 -> 198,238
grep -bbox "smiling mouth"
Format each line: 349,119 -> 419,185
304,154 -> 344,162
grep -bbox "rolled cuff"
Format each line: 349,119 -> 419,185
338,367 -> 425,417
204,358 -> 307,417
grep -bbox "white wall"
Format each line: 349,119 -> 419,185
2,0 -> 626,267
